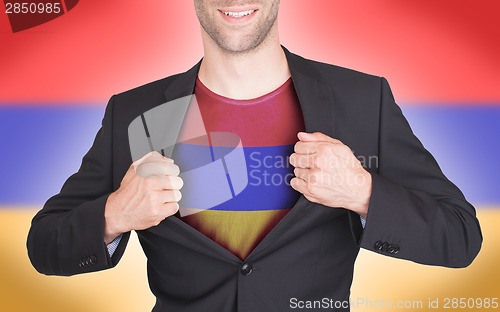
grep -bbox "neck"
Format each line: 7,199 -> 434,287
198,26 -> 290,100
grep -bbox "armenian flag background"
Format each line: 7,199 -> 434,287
1,1 -> 499,311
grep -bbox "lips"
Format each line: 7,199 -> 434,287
218,8 -> 258,24
217,5 -> 259,24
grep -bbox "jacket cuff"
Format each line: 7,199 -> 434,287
70,194 -> 114,274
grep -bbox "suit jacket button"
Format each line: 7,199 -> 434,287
89,256 -> 97,265
393,245 -> 400,254
374,241 -> 383,251
388,244 -> 395,254
240,263 -> 253,276
381,242 -> 389,252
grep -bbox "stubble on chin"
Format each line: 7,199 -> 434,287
195,1 -> 280,55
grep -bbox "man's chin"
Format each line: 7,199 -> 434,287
220,45 -> 258,55
215,36 -> 267,55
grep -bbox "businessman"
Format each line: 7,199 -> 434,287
27,1 -> 482,311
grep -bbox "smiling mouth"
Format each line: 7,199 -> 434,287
219,9 -> 257,18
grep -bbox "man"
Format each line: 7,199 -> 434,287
27,1 -> 482,311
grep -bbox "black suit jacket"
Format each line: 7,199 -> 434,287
27,47 -> 482,312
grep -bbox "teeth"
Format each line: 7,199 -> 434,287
222,10 -> 255,18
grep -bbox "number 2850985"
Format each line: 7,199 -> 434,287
5,2 -> 62,14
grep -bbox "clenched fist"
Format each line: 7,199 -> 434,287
104,151 -> 183,244
289,132 -> 372,218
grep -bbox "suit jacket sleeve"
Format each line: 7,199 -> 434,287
27,96 -> 130,276
356,77 -> 482,268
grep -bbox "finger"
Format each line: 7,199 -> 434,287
290,177 -> 320,203
136,162 -> 180,178
141,153 -> 174,165
293,167 -> 310,180
295,167 -> 326,186
135,162 -> 169,178
158,189 -> 182,203
290,176 -> 306,192
290,177 -> 315,197
297,132 -> 342,144
165,163 -> 180,176
161,176 -> 184,190
153,175 -> 183,190
133,151 -> 161,166
162,157 -> 174,164
125,152 -> 164,182
294,141 -> 326,155
289,153 -> 315,168
162,202 -> 180,216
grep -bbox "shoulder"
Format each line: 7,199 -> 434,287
288,51 -> 383,92
100,72 -> 186,131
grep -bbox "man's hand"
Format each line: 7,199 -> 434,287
289,132 -> 372,218
104,151 -> 183,244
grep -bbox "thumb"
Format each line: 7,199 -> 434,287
134,151 -> 160,166
297,132 -> 339,143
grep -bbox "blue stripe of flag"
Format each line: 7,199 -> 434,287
0,104 -> 498,206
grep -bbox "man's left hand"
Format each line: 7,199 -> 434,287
289,132 -> 372,219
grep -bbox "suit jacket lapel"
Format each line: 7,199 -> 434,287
283,46 -> 336,137
163,60 -> 201,102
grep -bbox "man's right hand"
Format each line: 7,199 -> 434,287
104,151 -> 183,244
